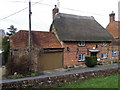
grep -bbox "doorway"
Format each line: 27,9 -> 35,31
91,52 -> 97,57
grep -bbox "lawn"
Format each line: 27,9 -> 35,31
57,74 -> 119,88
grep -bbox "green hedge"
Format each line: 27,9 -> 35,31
85,56 -> 97,67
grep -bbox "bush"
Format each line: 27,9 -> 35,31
85,56 -> 97,67
30,72 -> 44,77
6,55 -> 30,75
7,74 -> 24,79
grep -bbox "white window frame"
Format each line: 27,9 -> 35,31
78,54 -> 85,61
78,42 -> 85,46
101,42 -> 107,46
112,50 -> 119,56
101,53 -> 107,59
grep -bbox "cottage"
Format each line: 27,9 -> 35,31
50,6 -> 114,68
8,8 -> 115,74
106,12 -> 120,61
9,30 -> 63,74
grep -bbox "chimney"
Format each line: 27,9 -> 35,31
109,11 -> 115,22
52,5 -> 59,19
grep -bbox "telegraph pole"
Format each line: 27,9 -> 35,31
118,2 -> 120,61
57,0 -> 60,8
28,0 -> 32,72
29,0 -> 32,51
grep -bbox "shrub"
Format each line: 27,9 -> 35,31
6,55 -> 30,75
2,36 -> 10,65
30,72 -> 44,76
7,74 -> 24,79
85,56 -> 97,67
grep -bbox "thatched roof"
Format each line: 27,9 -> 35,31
52,13 -> 113,41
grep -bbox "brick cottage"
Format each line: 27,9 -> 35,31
8,6 -> 114,73
106,11 -> 120,61
9,30 -> 63,73
50,6 -> 114,68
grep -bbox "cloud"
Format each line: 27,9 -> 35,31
0,0 -> 119,31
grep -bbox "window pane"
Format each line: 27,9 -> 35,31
101,53 -> 107,59
78,54 -> 85,61
78,42 -> 85,46
112,50 -> 119,56
101,42 -> 107,46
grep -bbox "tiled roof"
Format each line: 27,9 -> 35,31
52,13 -> 113,41
106,21 -> 120,38
10,30 -> 62,49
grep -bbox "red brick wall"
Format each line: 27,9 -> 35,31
106,22 -> 118,38
106,22 -> 119,60
63,42 -> 112,67
50,26 -> 113,67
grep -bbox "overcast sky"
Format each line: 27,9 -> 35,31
0,0 -> 119,32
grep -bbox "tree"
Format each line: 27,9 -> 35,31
7,25 -> 17,36
2,36 -> 10,65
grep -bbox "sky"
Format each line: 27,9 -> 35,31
0,0 -> 119,33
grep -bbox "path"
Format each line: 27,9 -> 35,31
0,63 -> 118,84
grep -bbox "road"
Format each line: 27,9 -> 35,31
0,63 -> 118,84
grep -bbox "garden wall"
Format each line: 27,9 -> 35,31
1,67 -> 119,88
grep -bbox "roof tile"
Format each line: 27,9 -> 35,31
10,30 -> 62,49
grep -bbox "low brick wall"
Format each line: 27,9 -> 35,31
1,67 -> 119,88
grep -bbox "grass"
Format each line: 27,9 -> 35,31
57,74 -> 119,88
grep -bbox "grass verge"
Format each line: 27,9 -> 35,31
57,74 -> 119,88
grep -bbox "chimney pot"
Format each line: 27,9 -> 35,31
52,5 -> 59,19
109,11 -> 115,22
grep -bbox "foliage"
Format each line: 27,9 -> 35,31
0,35 -> 2,49
2,36 -> 10,65
7,74 -> 24,79
85,56 -> 97,67
6,55 -> 30,75
28,72 -> 44,77
7,72 -> 44,79
58,74 -> 119,88
7,25 -> 17,36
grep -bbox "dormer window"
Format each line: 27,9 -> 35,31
78,42 -> 85,46
101,42 -> 107,46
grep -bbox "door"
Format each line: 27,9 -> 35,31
91,52 -> 97,57
38,52 -> 63,71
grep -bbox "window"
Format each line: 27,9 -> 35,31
78,54 -> 85,61
101,42 -> 107,46
66,47 -> 70,51
101,53 -> 107,59
112,50 -> 119,56
78,42 -> 85,46
96,44 -> 98,48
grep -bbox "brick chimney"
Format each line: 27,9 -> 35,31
52,5 -> 59,19
109,11 -> 115,22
